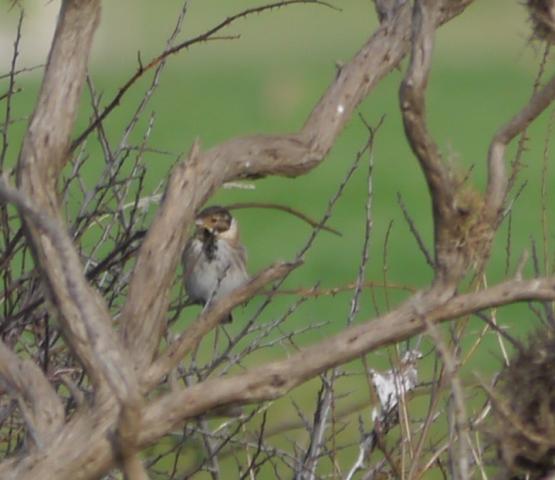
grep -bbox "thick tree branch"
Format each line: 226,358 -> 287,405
0,339 -> 64,449
13,0 -> 142,459
121,141 -> 201,370
17,0 -> 100,185
0,2 -> 477,479
2,275 -> 553,480
0,176 -> 142,439
121,0 -> 475,376
15,0 -> 107,385
140,276 -> 555,444
399,0 -> 464,284
400,0 -> 450,220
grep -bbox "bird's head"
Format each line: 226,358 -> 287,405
194,206 -> 238,241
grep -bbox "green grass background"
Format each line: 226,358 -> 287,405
2,1 -> 555,477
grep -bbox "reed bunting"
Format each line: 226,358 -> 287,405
182,206 -> 249,322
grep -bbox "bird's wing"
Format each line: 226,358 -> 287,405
236,244 -> 248,275
182,238 -> 203,278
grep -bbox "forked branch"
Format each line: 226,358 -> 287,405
141,260 -> 302,389
13,0 -> 142,460
139,276 -> 555,444
121,0 -> 476,378
485,74 -> 555,224
399,0 -> 463,283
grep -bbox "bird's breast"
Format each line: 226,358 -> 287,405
183,238 -> 248,304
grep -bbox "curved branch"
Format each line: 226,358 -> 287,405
140,276 -> 555,444
15,0 -> 112,387
227,202 -> 342,236
0,3 -> 477,479
400,0 -> 451,214
4,275 -> 554,480
13,0 -> 142,452
399,0 -> 461,282
485,73 -> 555,224
141,261 -> 301,389
0,339 -> 64,448
121,0 -> 475,375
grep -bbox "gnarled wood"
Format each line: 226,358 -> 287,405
8,1 -> 555,479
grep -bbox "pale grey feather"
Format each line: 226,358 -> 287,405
182,234 -> 248,306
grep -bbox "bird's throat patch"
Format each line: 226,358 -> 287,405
201,229 -> 217,261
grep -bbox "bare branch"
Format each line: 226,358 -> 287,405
400,0 -> 462,283
0,8 -> 23,168
423,318 -> 469,480
141,261 -> 301,389
10,0 -> 143,459
266,279 -> 416,297
140,276 -> 555,444
398,192 -> 435,269
121,141 -> 201,370
485,74 -> 555,224
0,176 -> 140,415
120,0 -> 475,375
400,0 -> 449,210
120,454 -> 150,480
70,0 -> 337,151
227,202 -> 341,236
17,0 -> 100,184
0,339 -> 64,448
14,0 -> 109,384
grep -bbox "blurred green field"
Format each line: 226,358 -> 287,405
2,1 -> 555,477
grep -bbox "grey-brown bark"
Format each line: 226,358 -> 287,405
0,0 -> 553,478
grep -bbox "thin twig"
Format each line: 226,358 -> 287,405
398,193 -> 435,268
0,9 -> 23,168
70,0 -> 336,151
227,202 -> 341,236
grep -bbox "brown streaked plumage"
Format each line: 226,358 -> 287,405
182,206 -> 249,322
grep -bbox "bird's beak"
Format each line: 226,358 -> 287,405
195,218 -> 214,233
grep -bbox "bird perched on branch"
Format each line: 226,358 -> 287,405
182,206 -> 249,322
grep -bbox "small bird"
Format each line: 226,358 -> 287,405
182,206 -> 249,322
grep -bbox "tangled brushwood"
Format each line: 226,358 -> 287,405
527,0 -> 555,44
492,327 -> 555,478
1,1 -> 555,479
